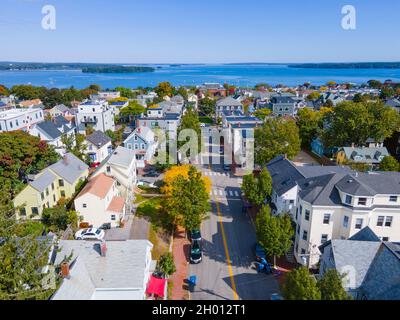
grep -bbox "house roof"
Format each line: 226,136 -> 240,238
85,130 -> 112,148
216,96 -> 243,107
49,153 -> 88,185
53,104 -> 71,113
76,173 -> 114,199
19,99 -> 42,107
108,146 -> 135,169
52,240 -> 153,300
36,121 -> 63,140
29,169 -> 57,192
107,196 -> 125,213
53,115 -> 70,128
341,147 -> 389,164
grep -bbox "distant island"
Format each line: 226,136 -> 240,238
289,62 -> 400,69
82,66 -> 155,73
0,62 -> 155,73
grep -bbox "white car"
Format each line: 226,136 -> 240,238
75,228 -> 105,240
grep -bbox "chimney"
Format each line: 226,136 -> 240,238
63,155 -> 69,165
100,240 -> 107,257
61,262 -> 70,279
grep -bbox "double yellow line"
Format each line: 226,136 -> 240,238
208,165 -> 239,300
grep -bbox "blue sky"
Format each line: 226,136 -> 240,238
1,0 -> 400,63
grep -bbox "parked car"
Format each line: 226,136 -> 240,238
90,162 -> 101,168
190,240 -> 202,264
99,223 -> 111,230
143,171 -> 159,177
75,228 -> 105,240
137,180 -> 156,188
189,229 -> 202,242
255,243 -> 266,261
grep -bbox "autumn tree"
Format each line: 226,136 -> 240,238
254,118 -> 301,166
253,108 -> 271,120
154,82 -> 175,98
379,155 -> 400,172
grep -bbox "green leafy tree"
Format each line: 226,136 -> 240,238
253,108 -> 271,120
115,86 -> 136,99
367,80 -> 383,89
177,108 -> 202,155
42,207 -> 79,232
297,108 -> 323,148
176,87 -> 188,100
255,206 -> 293,266
154,82 -> 175,98
156,252 -> 176,277
281,267 -> 321,300
321,101 -> 400,148
242,168 -> 272,206
61,133 -> 87,162
120,101 -> 146,123
199,97 -> 215,117
254,118 -> 301,166
379,155 -> 400,171
306,92 -> 321,101
318,269 -> 351,300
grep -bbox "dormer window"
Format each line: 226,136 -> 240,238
345,195 -> 352,205
389,196 -> 398,202
358,198 -> 367,206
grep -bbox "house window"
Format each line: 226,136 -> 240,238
343,215 -> 349,228
301,248 -> 306,255
19,208 -> 26,216
377,216 -> 384,227
345,195 -> 352,205
51,182 -> 55,190
111,215 -> 116,221
323,214 -> 330,224
358,198 -> 367,206
389,196 -> 398,202
289,200 -> 294,204
135,144 -> 139,149
141,144 -> 145,149
41,192 -> 44,201
295,243 -> 299,253
305,210 -> 310,221
60,190 -> 65,198
46,188 -> 49,196
385,216 -> 393,227
295,210 -> 298,221
83,204 -> 87,208
59,179 -> 64,187
47,202 -> 50,208
299,205 -> 302,216
302,230 -> 308,241
53,195 -> 56,202
382,237 -> 389,242
355,218 -> 363,230
106,166 -> 111,173
296,225 -> 300,234
31,207 -> 39,216
321,234 -> 328,244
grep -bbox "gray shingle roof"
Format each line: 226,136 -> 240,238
36,121 -> 62,140
52,240 -> 153,299
216,96 -> 243,107
85,130 -> 111,148
49,153 -> 88,184
108,146 -> 135,168
29,169 -> 57,192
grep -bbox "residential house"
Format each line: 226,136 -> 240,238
198,83 -> 227,98
385,98 -> 400,113
75,99 -> 115,134
29,116 -> 76,156
187,93 -> 199,110
135,92 -> 157,107
92,146 -> 137,210
124,127 -> 157,171
74,173 -> 126,228
48,104 -> 75,121
51,239 -> 155,300
336,146 -> 389,168
98,91 -> 121,100
13,153 -> 89,219
0,107 -> 44,133
268,95 -> 296,116
18,99 -> 44,109
319,227 -> 400,300
215,96 -> 243,119
83,130 -> 113,163
110,100 -> 129,116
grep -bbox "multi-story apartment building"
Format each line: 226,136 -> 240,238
0,107 -> 44,133
75,99 -> 115,134
215,96 -> 243,119
267,155 -> 400,267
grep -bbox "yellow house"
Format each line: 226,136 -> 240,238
13,153 -> 89,220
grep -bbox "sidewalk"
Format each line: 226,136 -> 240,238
169,226 -> 190,300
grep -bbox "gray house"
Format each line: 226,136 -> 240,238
215,96 -> 243,119
319,227 -> 400,300
268,95 -> 296,116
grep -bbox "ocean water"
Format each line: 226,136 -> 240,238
1,64 -> 400,89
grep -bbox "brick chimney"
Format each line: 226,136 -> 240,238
100,240 -> 107,257
61,262 -> 70,279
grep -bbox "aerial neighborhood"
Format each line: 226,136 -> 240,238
0,76 -> 400,301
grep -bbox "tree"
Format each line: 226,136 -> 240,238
177,108 -> 202,156
42,207 -> 79,232
306,92 -> 321,101
176,87 -> 188,100
255,206 -> 293,266
297,108 -> 323,148
115,87 -> 136,99
254,118 -> 301,166
156,252 -> 176,277
379,155 -> 400,171
199,97 -> 215,117
367,79 -> 383,89
253,108 -> 271,120
281,267 -> 321,300
318,269 -> 351,300
154,82 -> 175,98
120,101 -> 146,123
162,165 -> 211,231
321,101 -> 400,148
0,84 -> 9,96
61,133 -> 87,162
242,168 -> 272,206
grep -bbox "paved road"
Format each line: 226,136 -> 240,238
189,143 -> 279,300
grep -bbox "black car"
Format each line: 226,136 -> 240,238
189,229 -> 202,242
143,171 -> 159,177
190,240 -> 202,264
